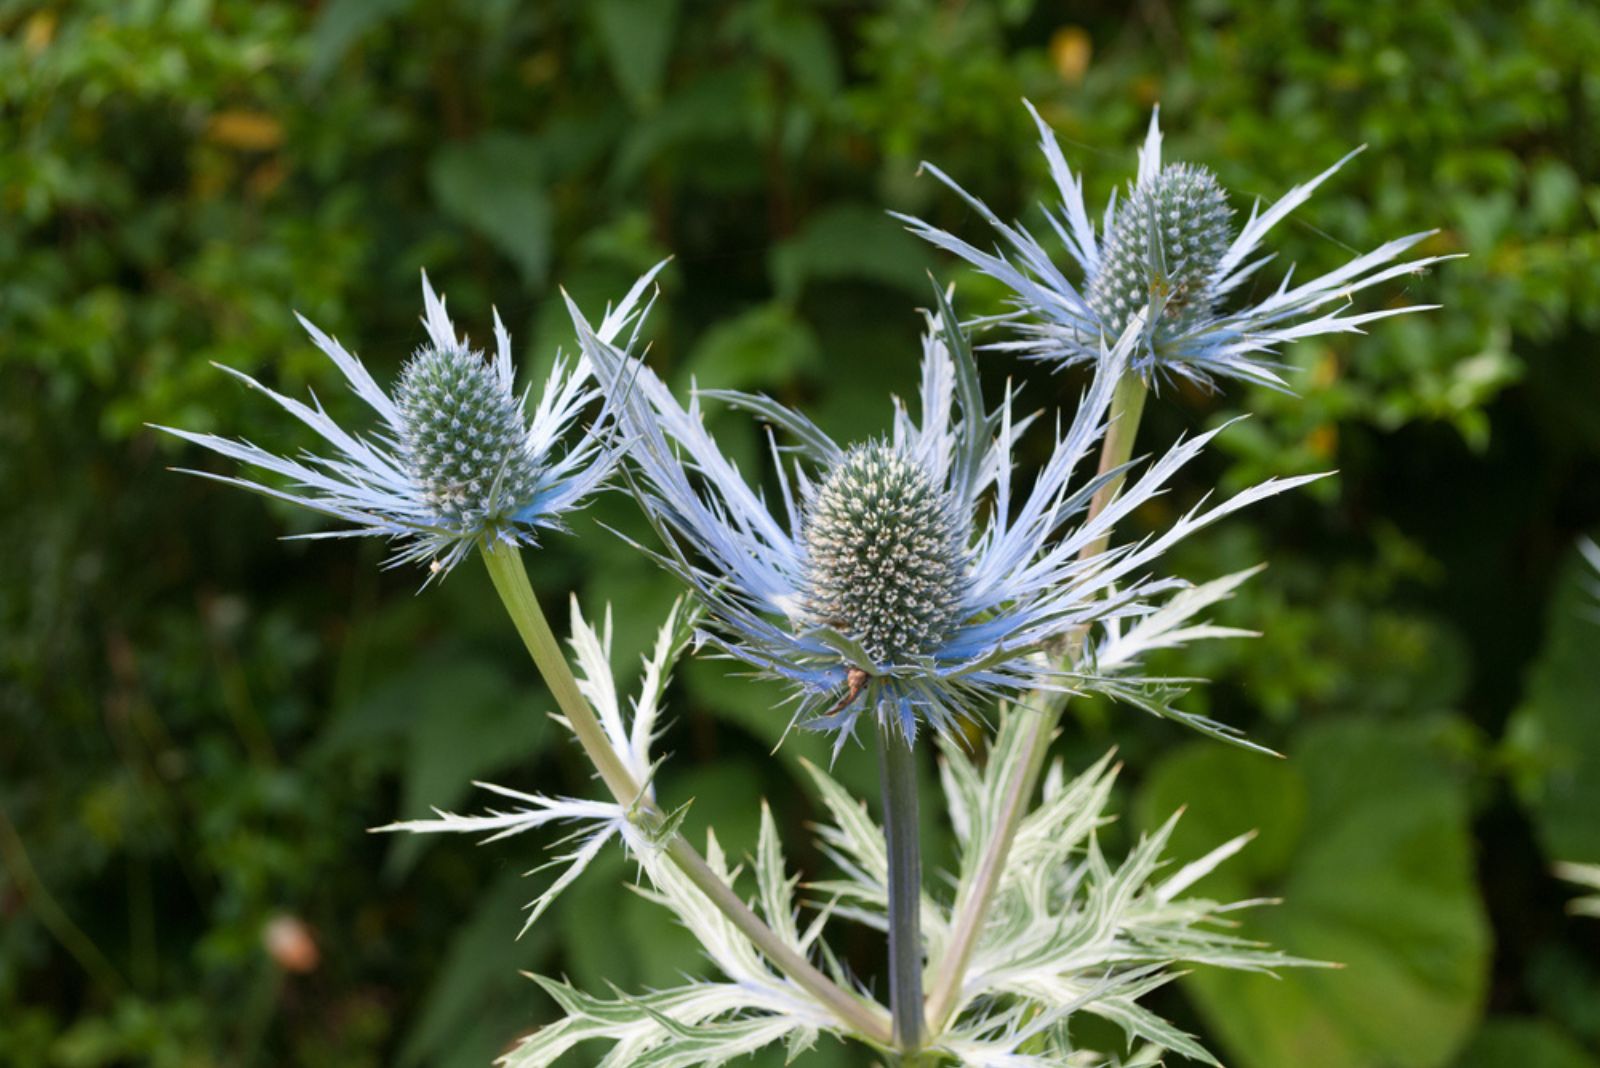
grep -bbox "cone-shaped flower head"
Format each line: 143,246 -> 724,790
1086,163 -> 1233,341
571,284 -> 1322,746
158,264 -> 665,576
901,102 -> 1455,390
393,343 -> 543,530
803,443 -> 966,665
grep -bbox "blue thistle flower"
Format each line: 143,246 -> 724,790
1086,162 -> 1233,342
158,266 -> 664,576
900,102 -> 1455,390
570,285 -> 1322,746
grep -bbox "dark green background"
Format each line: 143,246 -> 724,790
3,1 -> 1598,1065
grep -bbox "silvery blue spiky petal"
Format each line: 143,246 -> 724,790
1579,537 -> 1600,619
157,264 -> 665,576
1556,861 -> 1600,919
900,102 -> 1455,390
571,285 -> 1323,747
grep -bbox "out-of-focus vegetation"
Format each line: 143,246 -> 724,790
2,1 -> 1597,1065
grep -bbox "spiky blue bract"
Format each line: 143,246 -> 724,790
157,264 -> 665,576
571,284 -> 1324,748
1557,861 -> 1600,919
900,102 -> 1456,391
1581,537 -> 1600,606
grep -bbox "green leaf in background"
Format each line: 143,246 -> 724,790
610,67 -> 761,186
680,302 -> 821,392
428,134 -> 553,288
305,0 -> 414,86
683,660 -> 820,762
1456,1018 -> 1600,1068
398,873 -> 558,1068
320,652 -> 550,876
1132,742 -> 1306,897
590,0 -> 681,109
736,4 -> 842,101
769,204 -> 930,301
1137,718 -> 1491,1068
681,658 -> 881,801
1506,541 -> 1600,862
658,762 -> 767,864
559,849 -> 705,996
576,557 -> 689,673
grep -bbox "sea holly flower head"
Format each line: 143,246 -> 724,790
802,442 -> 967,667
391,340 -> 544,532
1087,161 -> 1234,343
157,265 -> 664,576
901,102 -> 1455,390
572,284 -> 1321,748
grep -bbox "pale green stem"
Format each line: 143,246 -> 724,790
877,720 -> 925,1054
1081,372 -> 1150,563
922,372 -> 1150,1035
478,539 -> 894,1046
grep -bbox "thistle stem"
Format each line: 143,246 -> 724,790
877,720 -> 925,1054
922,371 -> 1149,1035
479,539 -> 893,1046
1082,372 -> 1149,562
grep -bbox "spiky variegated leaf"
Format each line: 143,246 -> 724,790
379,600 -> 693,925
376,786 -> 626,936
1074,564 -> 1282,754
382,599 -> 878,1066
1096,567 -> 1264,671
1581,537 -> 1600,620
567,595 -> 694,789
915,726 -> 1322,1065
501,976 -> 822,1068
799,758 -> 949,940
502,820 -> 855,1067
1082,674 -> 1281,757
383,597 -> 1313,1068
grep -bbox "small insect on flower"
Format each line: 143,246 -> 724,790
156,265 -> 665,577
901,102 -> 1457,391
571,284 -> 1321,748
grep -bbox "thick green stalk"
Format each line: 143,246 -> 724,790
1082,372 -> 1149,562
479,539 -> 893,1046
877,720 -> 925,1054
922,371 -> 1149,1035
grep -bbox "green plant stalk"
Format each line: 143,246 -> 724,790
923,371 -> 1149,1035
877,719 -> 926,1055
0,808 -> 126,996
1080,372 -> 1150,563
478,539 -> 894,1046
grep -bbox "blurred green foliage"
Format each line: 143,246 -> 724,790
2,1 -> 1597,1065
